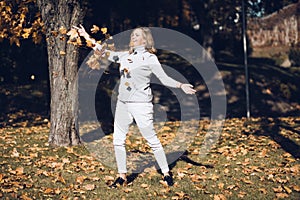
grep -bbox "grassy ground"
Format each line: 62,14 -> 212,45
0,117 -> 299,200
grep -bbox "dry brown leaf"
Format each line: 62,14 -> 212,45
62,158 -> 70,164
210,174 -> 219,181
29,153 -> 38,158
160,187 -> 171,193
259,188 -> 267,194
218,182 -> 225,190
194,184 -> 206,191
123,188 -> 133,193
282,152 -> 292,158
141,183 -> 149,188
258,149 -> 268,157
275,193 -> 289,199
159,180 -> 168,187
15,167 -> 24,175
12,148 -> 20,157
54,188 -> 61,195
55,174 -> 66,184
51,31 -> 59,37
44,188 -> 53,194
226,185 -> 236,190
76,176 -> 87,184
283,185 -> 292,194
214,194 -> 227,200
290,165 -> 299,173
83,184 -> 95,191
86,40 -> 96,48
66,28 -> 78,38
273,186 -> 283,193
175,191 -> 187,198
104,175 -> 115,183
191,174 -> 202,183
293,185 -> 300,192
242,178 -> 253,184
20,193 -> 32,200
238,191 -> 247,198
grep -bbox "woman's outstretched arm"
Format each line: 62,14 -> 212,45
73,25 -> 128,63
149,55 -> 196,95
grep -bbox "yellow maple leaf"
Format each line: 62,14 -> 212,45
0,30 -> 8,39
20,13 -> 26,24
101,27 -> 107,34
66,28 -> 82,46
86,40 -> 96,48
59,26 -> 67,34
59,51 -> 66,55
66,28 -> 78,40
32,32 -> 42,44
22,28 -> 32,39
10,37 -> 20,47
91,25 -> 100,34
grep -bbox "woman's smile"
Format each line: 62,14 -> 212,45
130,28 -> 145,47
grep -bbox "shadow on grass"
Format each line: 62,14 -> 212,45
244,117 -> 300,159
217,57 -> 300,118
125,150 -> 214,185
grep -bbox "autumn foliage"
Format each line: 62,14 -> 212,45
0,0 -> 45,46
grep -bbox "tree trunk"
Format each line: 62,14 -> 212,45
37,0 -> 83,146
190,0 -> 215,60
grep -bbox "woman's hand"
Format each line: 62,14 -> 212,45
180,83 -> 196,95
72,24 -> 90,39
73,24 -> 100,50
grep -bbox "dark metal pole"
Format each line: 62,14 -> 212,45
242,0 -> 251,118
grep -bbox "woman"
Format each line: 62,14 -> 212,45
75,26 -> 196,187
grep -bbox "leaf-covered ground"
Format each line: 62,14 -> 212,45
0,117 -> 299,200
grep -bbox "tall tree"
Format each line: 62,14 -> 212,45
35,0 -> 84,146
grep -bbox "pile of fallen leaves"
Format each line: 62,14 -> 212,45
0,117 -> 299,199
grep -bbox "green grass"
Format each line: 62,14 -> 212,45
0,117 -> 299,200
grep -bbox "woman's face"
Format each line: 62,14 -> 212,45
130,29 -> 145,47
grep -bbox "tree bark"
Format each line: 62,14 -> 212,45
37,0 -> 83,146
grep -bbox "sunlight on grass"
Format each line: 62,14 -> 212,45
0,117 -> 299,199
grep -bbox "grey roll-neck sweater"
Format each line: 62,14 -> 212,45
105,46 -> 180,102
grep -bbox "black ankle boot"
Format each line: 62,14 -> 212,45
163,175 -> 174,186
109,177 -> 126,188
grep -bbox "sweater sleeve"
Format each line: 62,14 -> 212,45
149,55 -> 180,88
93,44 -> 128,63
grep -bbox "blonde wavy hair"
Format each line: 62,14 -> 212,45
129,27 -> 156,54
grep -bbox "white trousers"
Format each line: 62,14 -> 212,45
113,100 -> 169,174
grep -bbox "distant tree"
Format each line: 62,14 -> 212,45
247,0 -> 299,17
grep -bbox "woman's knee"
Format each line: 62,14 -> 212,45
143,134 -> 163,151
